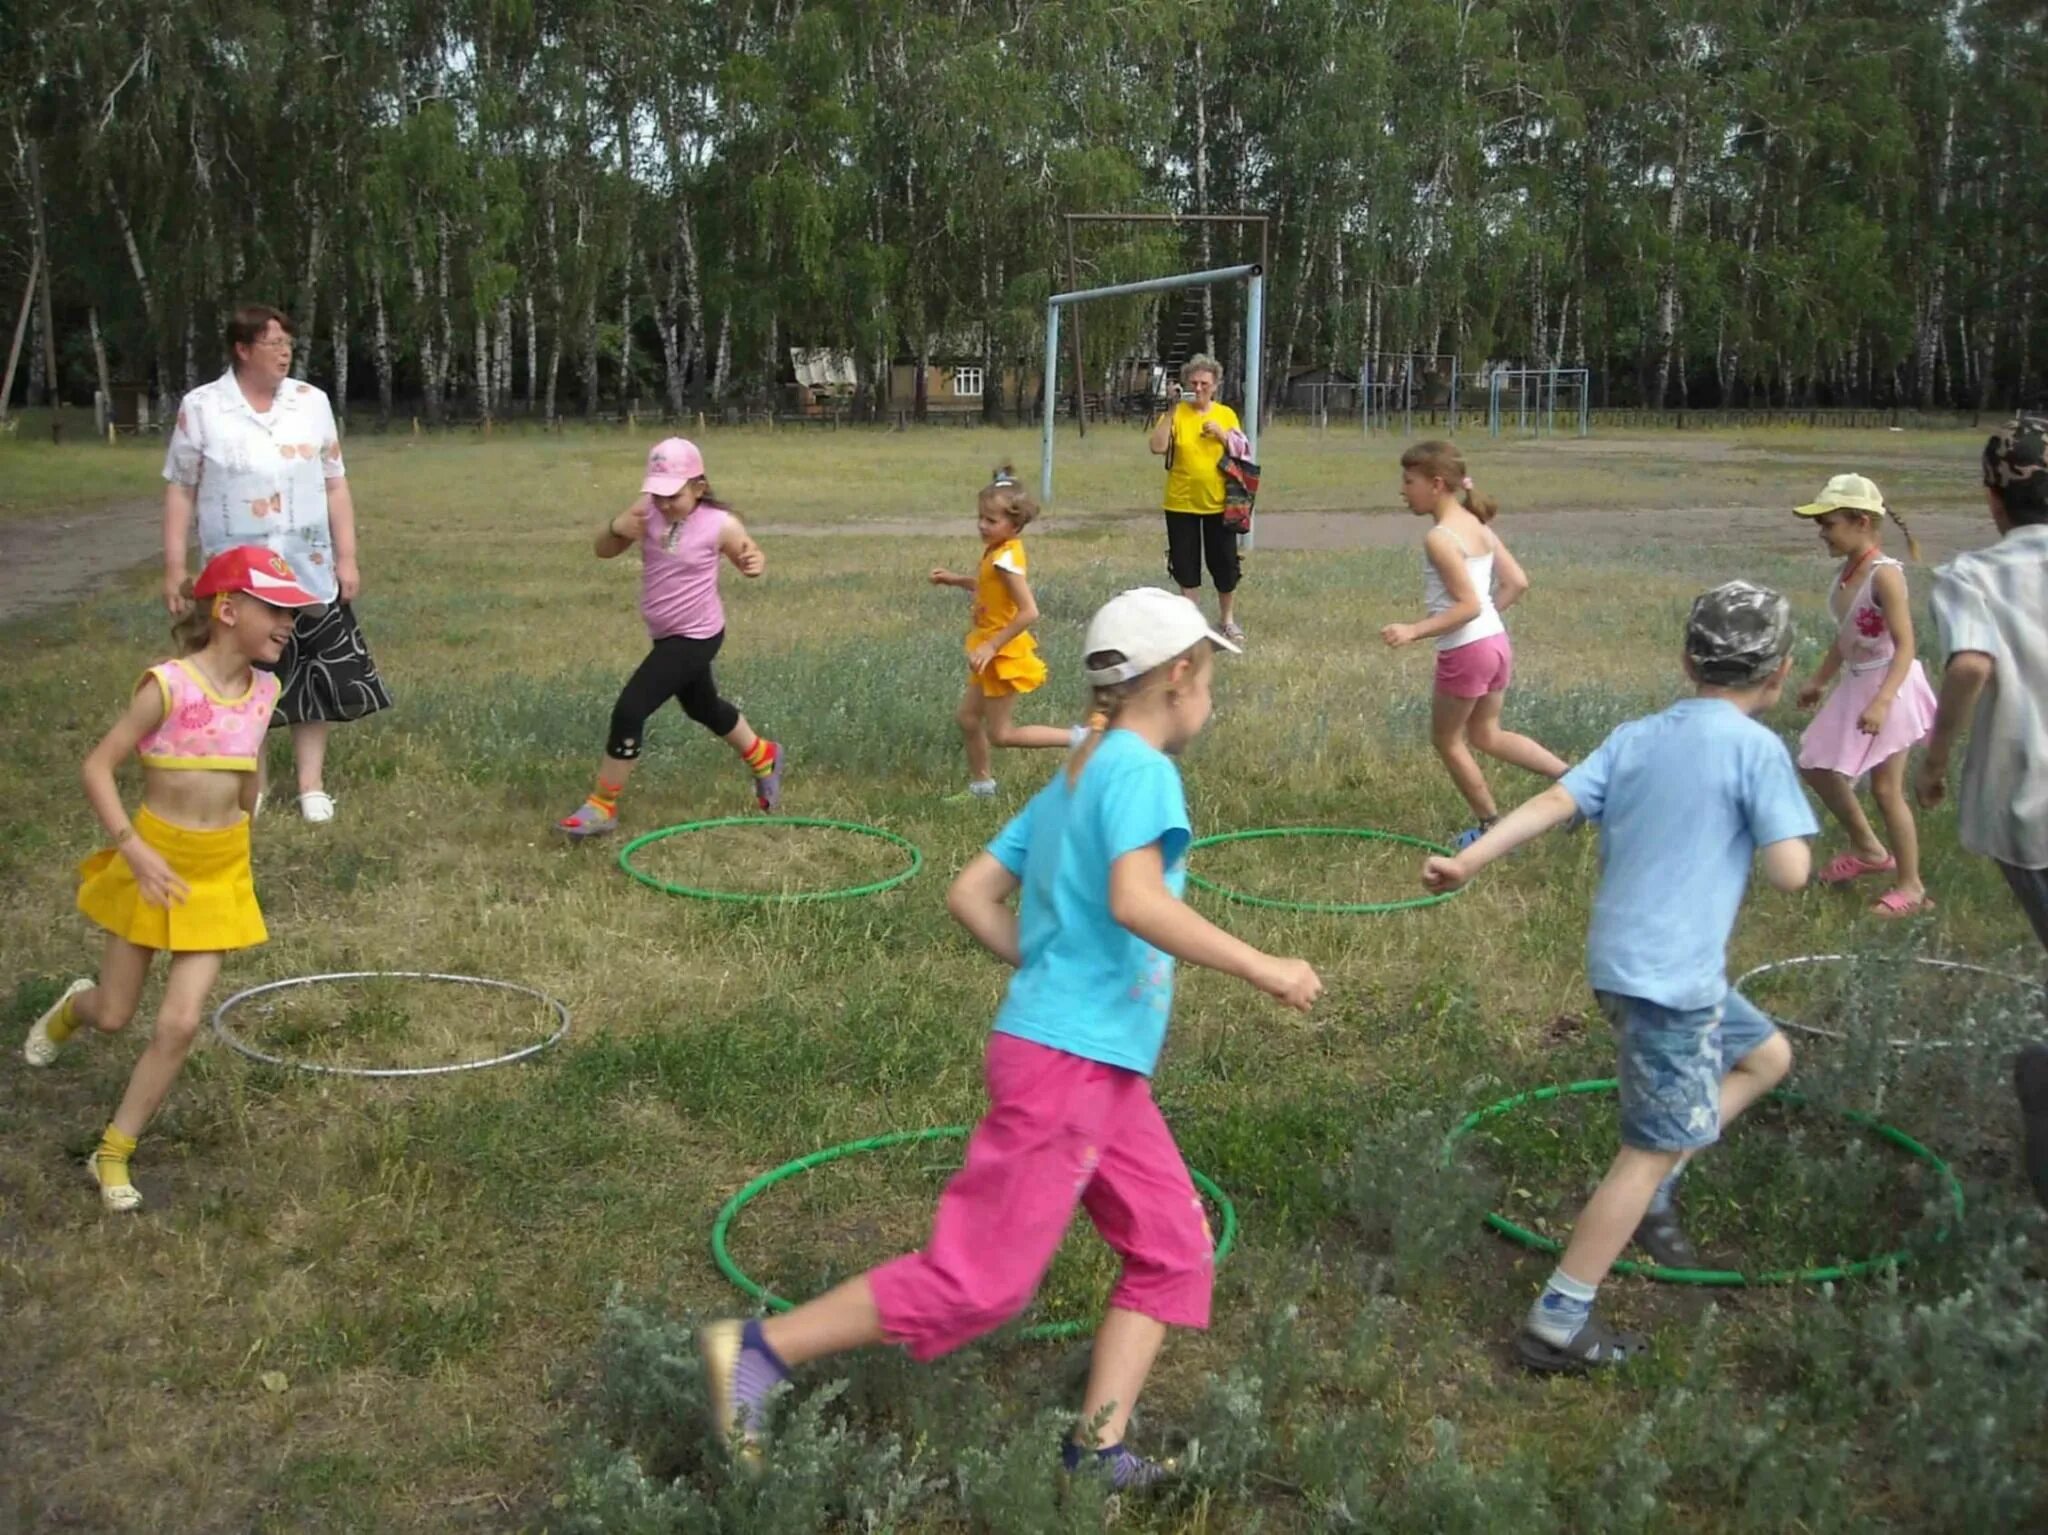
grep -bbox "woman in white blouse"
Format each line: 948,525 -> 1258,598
162,303 -> 391,823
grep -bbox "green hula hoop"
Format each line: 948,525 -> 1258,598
618,816 -> 923,904
711,1126 -> 1239,1341
1185,826 -> 1464,914
1441,1077 -> 1965,1286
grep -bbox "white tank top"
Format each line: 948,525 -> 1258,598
1424,542 -> 1507,651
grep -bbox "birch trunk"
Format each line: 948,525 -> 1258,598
293,202 -> 326,380
577,199 -> 598,417
1652,126 -> 1690,409
332,280 -> 349,425
105,178 -> 172,418
712,303 -> 731,402
1914,103 -> 1955,409
496,294 -> 513,412
408,233 -> 441,424
524,289 -> 537,410
372,259 -> 394,419
435,210 -> 455,418
680,197 -> 705,397
474,311 -> 490,414
88,305 -> 113,426
619,247 -> 635,410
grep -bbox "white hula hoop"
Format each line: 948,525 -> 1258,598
1736,953 -> 2046,1051
211,971 -> 571,1078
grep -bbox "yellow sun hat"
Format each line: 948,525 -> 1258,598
1794,473 -> 1887,519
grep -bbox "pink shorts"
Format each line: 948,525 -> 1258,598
1434,632 -> 1513,699
867,1033 -> 1215,1361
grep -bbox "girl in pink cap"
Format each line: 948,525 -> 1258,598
559,438 -> 783,835
697,588 -> 1322,1488
24,545 -> 320,1210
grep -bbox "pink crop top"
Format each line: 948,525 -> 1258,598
135,659 -> 279,771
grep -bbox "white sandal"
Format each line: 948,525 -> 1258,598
298,790 -> 336,823
86,1154 -> 143,1213
24,977 -> 93,1067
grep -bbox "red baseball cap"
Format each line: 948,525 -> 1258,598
192,545 -> 322,607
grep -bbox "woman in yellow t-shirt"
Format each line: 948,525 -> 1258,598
928,467 -> 1077,800
1147,353 -> 1245,644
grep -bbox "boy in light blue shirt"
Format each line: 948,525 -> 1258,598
1422,581 -> 1816,1371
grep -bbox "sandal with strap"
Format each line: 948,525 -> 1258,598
1870,888 -> 1934,919
1820,850 -> 1895,885
1516,1313 -> 1650,1374
86,1153 -> 143,1213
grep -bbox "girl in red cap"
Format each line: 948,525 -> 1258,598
24,545 -> 320,1210
559,438 -> 784,836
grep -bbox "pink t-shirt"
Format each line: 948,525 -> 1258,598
640,501 -> 730,640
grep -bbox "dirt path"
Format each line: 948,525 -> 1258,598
0,497 -> 1993,626
0,498 -> 162,624
757,503 -> 1991,561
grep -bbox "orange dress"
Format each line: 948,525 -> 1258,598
967,538 -> 1048,698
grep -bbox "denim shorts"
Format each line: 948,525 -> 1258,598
1600,988 -> 1782,1152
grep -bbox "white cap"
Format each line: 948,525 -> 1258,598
1794,472 -> 1886,518
1082,587 -> 1242,685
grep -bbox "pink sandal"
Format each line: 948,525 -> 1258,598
1871,888 -> 1934,919
1820,851 -> 1896,885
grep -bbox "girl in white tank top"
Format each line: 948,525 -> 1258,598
1383,441 -> 1569,849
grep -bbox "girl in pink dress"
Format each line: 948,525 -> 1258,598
1792,474 -> 1938,917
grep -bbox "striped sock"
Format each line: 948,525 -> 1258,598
732,1319 -> 790,1430
93,1125 -> 138,1187
741,738 -> 777,779
588,778 -> 624,816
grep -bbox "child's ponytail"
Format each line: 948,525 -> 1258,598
1464,482 -> 1500,523
170,580 -> 212,654
1886,505 -> 1924,562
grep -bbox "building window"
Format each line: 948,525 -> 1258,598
952,366 -> 984,398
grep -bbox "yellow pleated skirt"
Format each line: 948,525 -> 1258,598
76,806 -> 267,953
969,638 -> 1049,699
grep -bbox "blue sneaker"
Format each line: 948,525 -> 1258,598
1062,1441 -> 1174,1490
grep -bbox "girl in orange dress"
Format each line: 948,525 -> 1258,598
929,467 -> 1076,800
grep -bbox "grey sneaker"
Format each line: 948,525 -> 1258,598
1220,619 -> 1246,647
557,799 -> 617,838
754,741 -> 784,813
1633,1206 -> 1700,1269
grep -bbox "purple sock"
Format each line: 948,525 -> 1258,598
732,1319 -> 790,1426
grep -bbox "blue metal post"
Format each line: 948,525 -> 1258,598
1040,301 -> 1061,504
1243,269 -> 1264,550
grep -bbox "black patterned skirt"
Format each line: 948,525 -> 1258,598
261,601 -> 394,726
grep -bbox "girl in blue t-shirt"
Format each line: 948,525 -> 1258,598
698,588 -> 1322,1488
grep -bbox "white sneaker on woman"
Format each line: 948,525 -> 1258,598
298,790 -> 336,823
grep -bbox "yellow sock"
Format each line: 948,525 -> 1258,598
589,778 -> 624,816
94,1125 -> 137,1186
45,993 -> 81,1045
741,738 -> 777,778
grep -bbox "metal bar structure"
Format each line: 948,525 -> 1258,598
1063,213 -> 1271,429
1484,367 -> 1593,438
1042,263 -> 1265,544
1361,352 -> 1461,437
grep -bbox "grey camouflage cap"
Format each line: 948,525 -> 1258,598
1686,580 -> 1794,686
1983,414 -> 2048,514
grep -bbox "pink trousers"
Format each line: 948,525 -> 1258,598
868,1032 -> 1215,1361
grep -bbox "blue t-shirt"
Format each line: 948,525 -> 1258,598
987,730 -> 1192,1075
1560,697 -> 1817,1011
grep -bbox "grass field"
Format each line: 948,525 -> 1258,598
3,423 -> 2045,1532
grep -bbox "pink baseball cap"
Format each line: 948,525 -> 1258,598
641,437 -> 706,496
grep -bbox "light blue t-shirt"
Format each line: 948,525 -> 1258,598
987,730 -> 1192,1075
1560,697 -> 1817,1011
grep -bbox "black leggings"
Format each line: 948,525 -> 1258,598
607,632 -> 740,758
1163,510 -> 1241,594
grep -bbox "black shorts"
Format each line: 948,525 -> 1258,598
260,601 -> 393,726
1163,511 -> 1241,594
